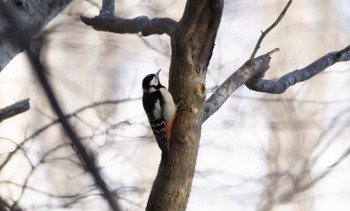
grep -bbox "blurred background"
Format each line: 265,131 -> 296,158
0,0 -> 350,210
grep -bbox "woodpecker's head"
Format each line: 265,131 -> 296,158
142,69 -> 162,93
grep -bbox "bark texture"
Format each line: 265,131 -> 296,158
146,1 -> 224,210
0,0 -> 72,70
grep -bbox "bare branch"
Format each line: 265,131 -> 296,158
246,45 -> 350,93
202,0 -> 292,122
249,0 -> 292,62
203,49 -> 278,122
0,2 -> 120,210
0,98 -> 30,122
81,0 -> 177,36
81,15 -> 178,36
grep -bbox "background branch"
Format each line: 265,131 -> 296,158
0,2 -> 120,210
0,98 -> 139,173
0,0 -> 72,71
0,98 -> 30,122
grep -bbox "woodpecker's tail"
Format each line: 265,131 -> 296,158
161,147 -> 169,165
150,118 -> 169,164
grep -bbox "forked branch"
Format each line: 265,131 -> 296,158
246,45 -> 350,93
249,0 -> 292,62
203,0 -> 349,122
81,0 -> 178,36
203,0 -> 294,122
203,49 -> 278,122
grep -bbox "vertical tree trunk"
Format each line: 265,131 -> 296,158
146,1 -> 223,210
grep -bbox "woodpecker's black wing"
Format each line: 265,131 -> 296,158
142,91 -> 169,163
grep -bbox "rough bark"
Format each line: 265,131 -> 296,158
0,0 -> 72,71
146,1 -> 224,210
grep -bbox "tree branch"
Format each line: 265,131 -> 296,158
249,0 -> 292,62
202,0 -> 293,122
0,98 -> 30,122
81,0 -> 177,36
80,15 -> 178,36
246,45 -> 350,93
203,49 -> 278,122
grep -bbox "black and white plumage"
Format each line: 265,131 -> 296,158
142,69 -> 176,163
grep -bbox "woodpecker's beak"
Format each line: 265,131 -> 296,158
156,69 -> 161,76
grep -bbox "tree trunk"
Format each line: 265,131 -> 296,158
0,0 -> 72,71
146,1 -> 223,210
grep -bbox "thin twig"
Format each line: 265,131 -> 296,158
249,0 -> 292,62
0,98 -> 139,173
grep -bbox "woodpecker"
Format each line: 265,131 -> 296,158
142,69 -> 176,164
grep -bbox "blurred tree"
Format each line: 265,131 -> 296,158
1,0 -> 350,211
0,0 -> 72,70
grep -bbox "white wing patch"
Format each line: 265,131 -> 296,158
152,99 -> 162,119
159,88 -> 176,122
